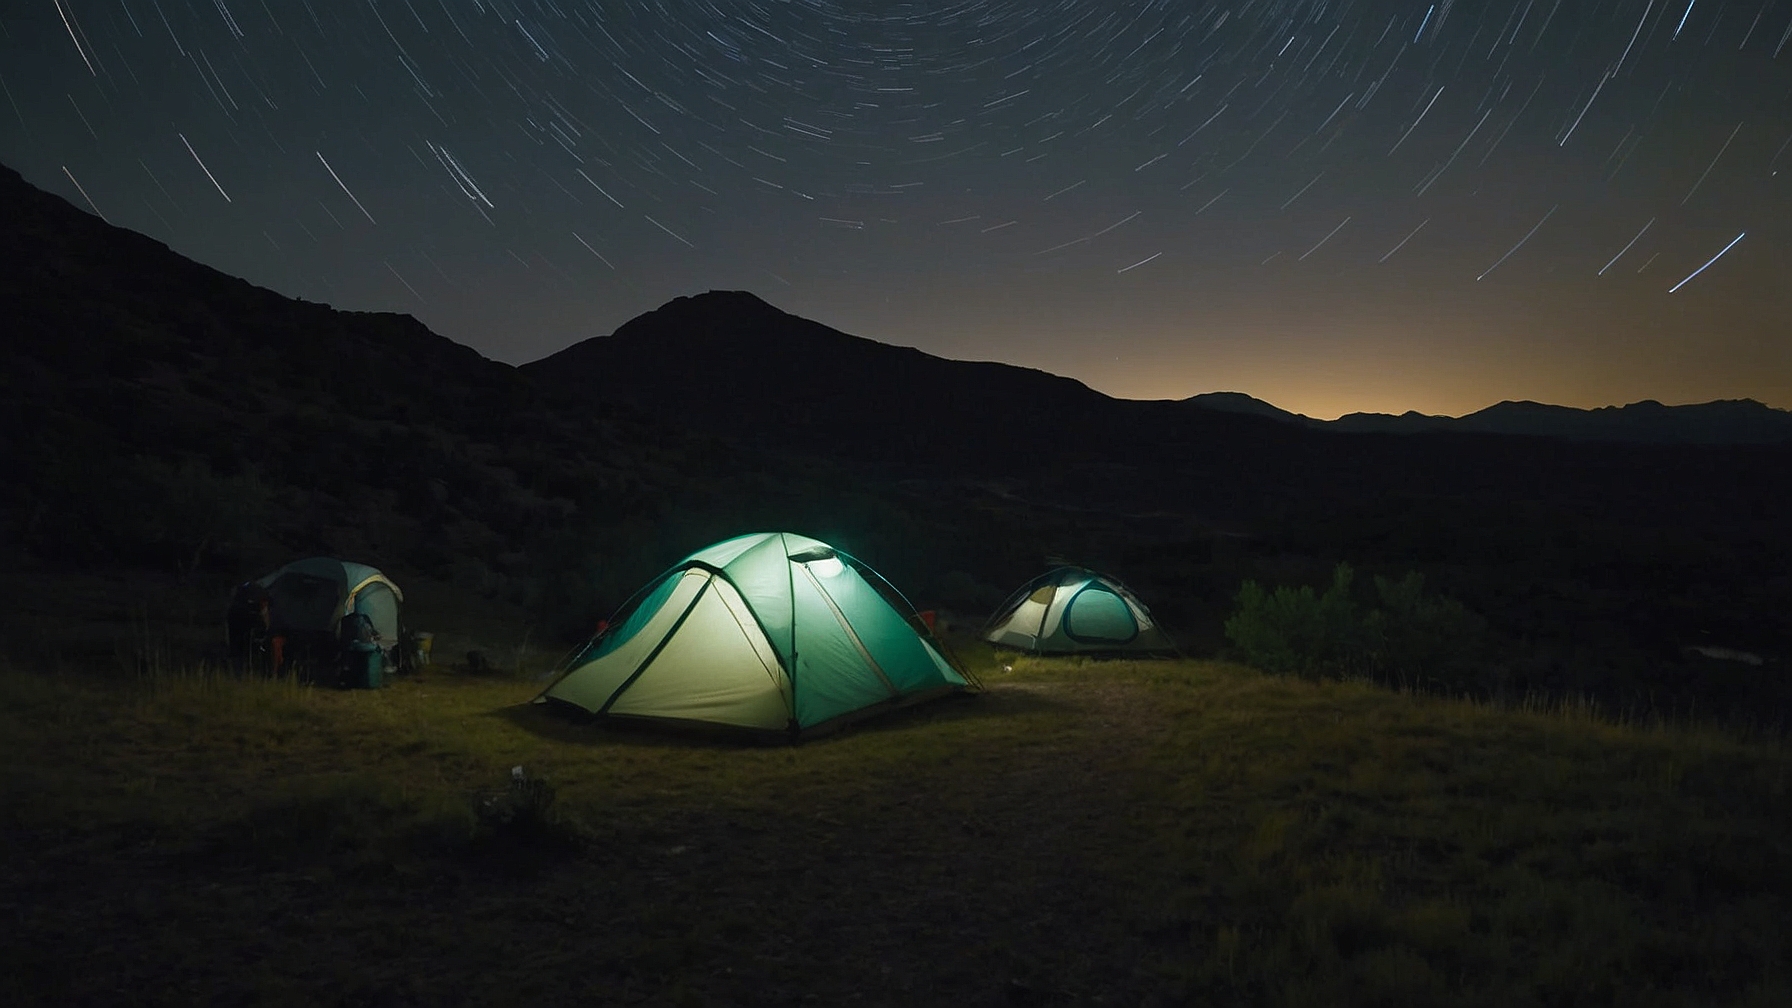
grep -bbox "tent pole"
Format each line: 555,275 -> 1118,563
783,533 -> 798,735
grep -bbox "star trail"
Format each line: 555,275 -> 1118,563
2,1 -> 1788,416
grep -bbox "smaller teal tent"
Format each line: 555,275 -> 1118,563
256,558 -> 403,648
538,533 -> 973,739
984,567 -> 1172,654
232,558 -> 404,675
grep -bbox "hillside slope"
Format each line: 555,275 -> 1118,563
0,164 -> 732,628
0,167 -> 1093,645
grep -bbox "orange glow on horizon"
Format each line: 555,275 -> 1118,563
731,276 -> 1792,424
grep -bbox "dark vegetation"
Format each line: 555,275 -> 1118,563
1226,564 -> 1491,690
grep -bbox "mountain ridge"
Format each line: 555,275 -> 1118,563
539,294 -> 1791,446
521,289 -> 1307,477
531,289 -> 1114,422
1183,391 -> 1792,444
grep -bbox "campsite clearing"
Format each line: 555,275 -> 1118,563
2,651 -> 1788,1006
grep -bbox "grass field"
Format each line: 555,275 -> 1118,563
2,643 -> 1788,1006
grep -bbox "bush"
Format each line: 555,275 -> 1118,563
470,765 -> 586,869
1361,571 -> 1488,690
1225,565 -> 1488,690
1224,563 -> 1364,678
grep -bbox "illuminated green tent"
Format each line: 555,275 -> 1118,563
984,566 -> 1172,654
537,533 -> 972,739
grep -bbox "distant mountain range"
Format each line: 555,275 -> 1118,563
6,159 -> 1792,709
524,289 -> 1792,547
533,290 -> 1792,448
1183,392 -> 1792,445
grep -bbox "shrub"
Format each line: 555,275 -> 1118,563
1362,571 -> 1488,690
1224,563 -> 1364,678
1225,565 -> 1488,689
469,766 -> 586,869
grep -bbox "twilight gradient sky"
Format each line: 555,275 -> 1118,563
2,0 -> 1788,417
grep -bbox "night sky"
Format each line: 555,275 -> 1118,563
2,1 -> 1788,417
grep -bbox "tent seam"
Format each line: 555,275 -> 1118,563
598,574 -> 714,714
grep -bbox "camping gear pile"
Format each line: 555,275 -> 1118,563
227,557 -> 407,688
226,535 -> 1172,737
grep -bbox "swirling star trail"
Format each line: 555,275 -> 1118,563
2,1 -> 1788,415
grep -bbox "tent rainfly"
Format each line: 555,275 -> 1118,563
537,532 -> 972,739
984,566 -> 1172,654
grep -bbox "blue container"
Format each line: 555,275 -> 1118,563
346,643 -> 383,689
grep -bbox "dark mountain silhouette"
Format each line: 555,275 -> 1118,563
1182,391 -> 1312,423
525,289 -> 1789,529
1326,410 -> 1455,434
1184,391 -> 1792,444
1446,398 -> 1792,443
4,161 -> 1790,718
523,290 -> 1306,473
531,289 -> 1106,416
0,165 -> 1088,632
0,163 -> 756,625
